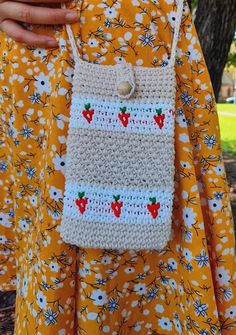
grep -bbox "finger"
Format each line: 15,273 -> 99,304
0,2 -> 78,25
0,19 -> 59,48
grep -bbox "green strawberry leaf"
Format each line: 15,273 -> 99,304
149,197 -> 156,204
113,195 -> 120,202
120,107 -> 127,113
85,103 -> 91,110
156,108 -> 162,115
78,192 -> 85,199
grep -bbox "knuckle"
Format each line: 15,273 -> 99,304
49,12 -> 61,23
19,7 -> 31,22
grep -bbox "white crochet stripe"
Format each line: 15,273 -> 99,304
69,97 -> 175,135
63,182 -> 173,225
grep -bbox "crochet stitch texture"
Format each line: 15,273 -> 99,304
60,0 -> 184,250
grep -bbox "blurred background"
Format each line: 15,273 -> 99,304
1,0 -> 236,334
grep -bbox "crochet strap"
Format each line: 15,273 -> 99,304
169,0 -> 184,64
62,0 -> 184,66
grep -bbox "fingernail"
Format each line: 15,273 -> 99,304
47,40 -> 59,47
65,12 -> 78,22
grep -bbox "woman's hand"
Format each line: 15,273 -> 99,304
0,0 -> 78,48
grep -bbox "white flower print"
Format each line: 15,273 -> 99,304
155,304 -> 164,313
19,218 -> 30,232
213,164 -> 224,175
22,276 -> 30,297
104,7 -> 118,19
169,279 -> 177,290
91,289 -> 107,305
88,38 -> 99,48
102,325 -> 110,333
167,258 -> 177,270
168,10 -> 177,28
49,262 -> 60,272
176,114 -> 187,128
179,133 -> 189,143
178,285 -> 184,295
29,195 -> 37,207
208,198 -> 222,211
49,186 -> 63,201
0,235 -> 7,244
33,48 -> 47,59
64,67 -> 74,83
158,317 -> 172,331
0,247 -> 9,256
34,72 -> 51,95
124,267 -> 135,274
215,266 -> 230,286
52,154 -> 66,173
134,283 -> 147,295
36,290 -> 47,309
87,312 -> 98,320
225,306 -> 236,319
183,248 -> 193,262
180,161 -> 191,169
79,261 -> 91,277
0,266 -> 7,275
173,317 -> 182,333
101,256 -> 112,265
0,212 -> 12,227
182,207 -> 197,228
186,43 -> 201,63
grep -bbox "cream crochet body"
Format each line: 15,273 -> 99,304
60,0 -> 184,250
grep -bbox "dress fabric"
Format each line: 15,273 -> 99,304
0,0 -> 235,334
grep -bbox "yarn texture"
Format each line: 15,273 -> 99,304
60,0 -> 184,250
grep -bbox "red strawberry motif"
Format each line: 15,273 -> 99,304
147,197 -> 160,219
82,103 -> 94,123
118,107 -> 130,127
154,108 -> 165,129
111,195 -> 123,218
75,192 -> 88,214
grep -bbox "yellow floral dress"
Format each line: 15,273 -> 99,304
0,0 -> 236,334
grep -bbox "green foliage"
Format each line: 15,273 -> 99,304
191,0 -> 198,9
218,104 -> 236,155
227,39 -> 236,67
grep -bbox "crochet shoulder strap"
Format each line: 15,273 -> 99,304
62,0 -> 184,67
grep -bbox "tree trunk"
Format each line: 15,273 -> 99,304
194,0 -> 236,101
187,0 -> 192,11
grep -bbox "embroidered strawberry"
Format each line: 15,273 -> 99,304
82,103 -> 94,123
118,107 -> 130,127
75,192 -> 88,214
147,197 -> 160,219
154,108 -> 165,129
110,195 -> 123,218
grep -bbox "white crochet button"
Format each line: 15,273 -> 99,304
118,81 -> 133,97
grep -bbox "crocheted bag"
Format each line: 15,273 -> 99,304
60,0 -> 184,250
